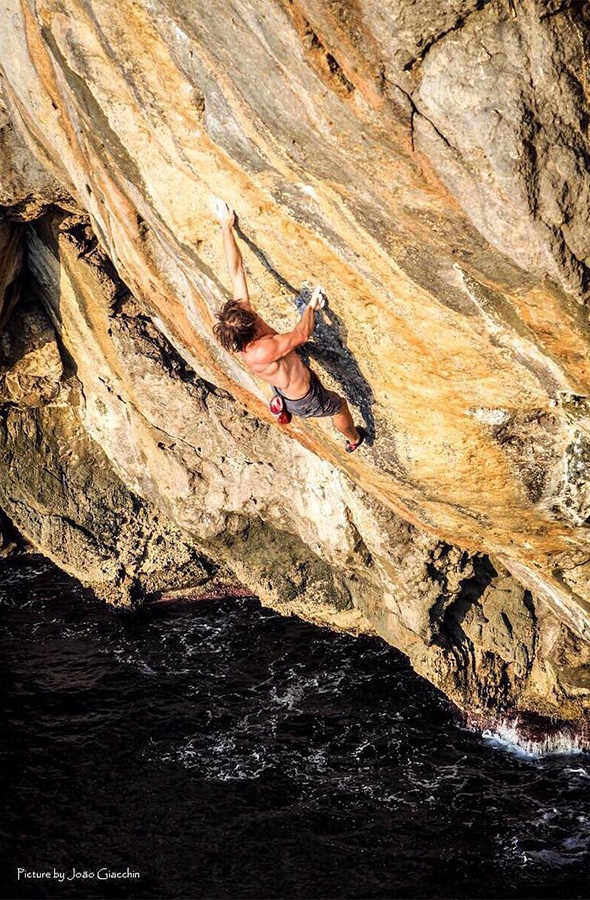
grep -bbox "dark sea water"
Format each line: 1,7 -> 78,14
1,554 -> 590,900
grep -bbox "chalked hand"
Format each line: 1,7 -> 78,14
309,285 -> 326,310
210,195 -> 235,228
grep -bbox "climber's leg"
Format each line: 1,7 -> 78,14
274,369 -> 364,451
332,398 -> 361,446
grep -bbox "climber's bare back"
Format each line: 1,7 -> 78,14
239,313 -> 312,400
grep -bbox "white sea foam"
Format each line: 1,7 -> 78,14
156,733 -> 274,781
481,719 -> 588,758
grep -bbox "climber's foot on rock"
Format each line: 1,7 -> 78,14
345,427 -> 365,453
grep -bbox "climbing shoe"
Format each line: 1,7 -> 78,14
269,394 -> 292,425
345,427 -> 365,453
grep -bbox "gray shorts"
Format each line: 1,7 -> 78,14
272,369 -> 343,418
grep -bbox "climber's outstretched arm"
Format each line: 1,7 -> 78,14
246,295 -> 321,365
214,200 -> 251,309
222,224 -> 250,307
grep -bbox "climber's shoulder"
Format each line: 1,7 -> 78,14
243,333 -> 273,358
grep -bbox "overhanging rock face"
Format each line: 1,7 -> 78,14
2,0 -> 590,721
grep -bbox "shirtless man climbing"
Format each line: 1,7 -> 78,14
212,200 -> 364,452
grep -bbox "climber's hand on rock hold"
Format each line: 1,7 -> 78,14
309,286 -> 326,311
211,196 -> 235,229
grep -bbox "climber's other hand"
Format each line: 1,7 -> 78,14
211,196 -> 236,228
309,285 -> 326,311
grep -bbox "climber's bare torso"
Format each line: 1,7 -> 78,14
239,313 -> 312,400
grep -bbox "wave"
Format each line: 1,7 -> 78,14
478,717 -> 589,758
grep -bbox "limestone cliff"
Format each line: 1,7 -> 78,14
2,0 -> 590,725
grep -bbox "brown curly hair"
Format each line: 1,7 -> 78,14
213,299 -> 258,352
